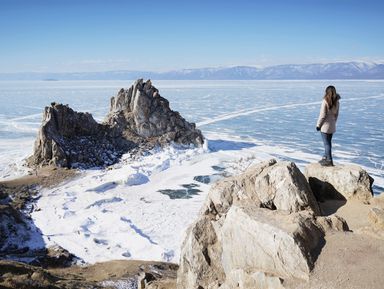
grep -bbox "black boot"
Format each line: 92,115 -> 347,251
319,159 -> 334,166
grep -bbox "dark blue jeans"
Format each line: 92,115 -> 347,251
321,132 -> 333,161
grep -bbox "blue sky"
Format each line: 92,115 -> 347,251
0,0 -> 383,72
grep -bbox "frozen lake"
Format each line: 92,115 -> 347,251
0,80 -> 383,263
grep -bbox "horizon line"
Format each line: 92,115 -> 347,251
0,60 -> 383,75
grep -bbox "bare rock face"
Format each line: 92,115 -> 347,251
106,79 -> 204,146
176,160 -> 347,289
202,159 -> 320,216
29,103 -> 132,168
219,207 -> 322,282
304,163 -> 374,203
29,79 -> 204,168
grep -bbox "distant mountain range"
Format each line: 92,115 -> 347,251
1,62 -> 384,80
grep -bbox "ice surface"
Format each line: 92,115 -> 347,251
0,138 -> 34,180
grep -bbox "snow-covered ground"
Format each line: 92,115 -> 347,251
30,135 -> 267,263
27,133 -> 383,264
0,138 -> 34,179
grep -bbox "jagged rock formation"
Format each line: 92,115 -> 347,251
29,103 -> 132,168
29,79 -> 204,168
105,79 -> 204,145
305,163 -> 374,202
176,160 -> 348,289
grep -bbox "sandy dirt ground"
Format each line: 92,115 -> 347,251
285,196 -> 384,289
1,166 -> 77,189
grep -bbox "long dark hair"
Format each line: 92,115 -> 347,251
324,85 -> 340,108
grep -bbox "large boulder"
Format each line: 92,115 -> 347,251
29,79 -> 204,168
177,160 -> 347,289
305,163 -> 374,203
219,206 -> 323,281
177,215 -> 225,289
203,159 -> 320,216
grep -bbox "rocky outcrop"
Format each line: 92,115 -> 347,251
203,159 -> 320,216
305,163 -> 374,202
29,103 -> 132,168
219,208 -> 323,281
106,79 -> 204,146
177,160 -> 347,289
29,79 -> 204,168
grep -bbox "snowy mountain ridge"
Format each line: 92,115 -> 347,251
1,61 -> 383,80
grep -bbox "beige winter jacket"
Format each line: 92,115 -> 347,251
316,99 -> 340,134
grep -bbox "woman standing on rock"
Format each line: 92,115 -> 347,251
316,85 -> 340,166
